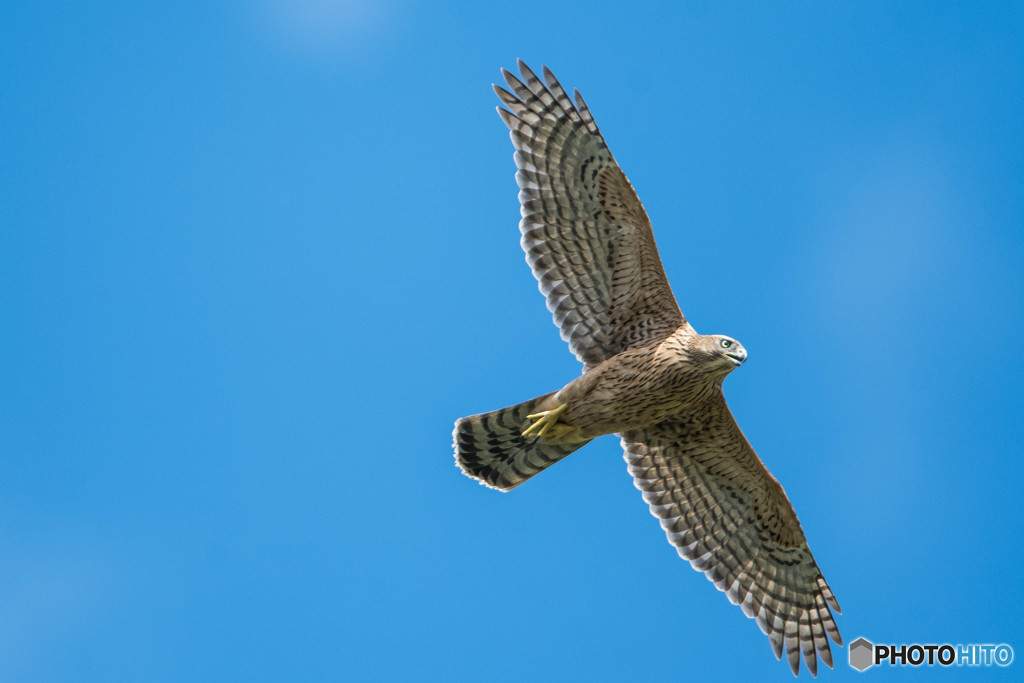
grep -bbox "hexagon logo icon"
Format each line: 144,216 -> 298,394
850,637 -> 874,671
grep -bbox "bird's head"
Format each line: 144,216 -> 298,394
696,334 -> 747,376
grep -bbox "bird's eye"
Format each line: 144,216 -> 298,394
720,339 -> 732,349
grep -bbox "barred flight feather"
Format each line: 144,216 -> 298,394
454,392 -> 590,491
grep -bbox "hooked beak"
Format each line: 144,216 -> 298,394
725,348 -> 747,366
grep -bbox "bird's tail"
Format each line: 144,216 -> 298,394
453,392 -> 591,491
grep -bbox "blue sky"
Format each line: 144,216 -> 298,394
2,1 -> 1022,680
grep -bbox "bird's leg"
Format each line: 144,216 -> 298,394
521,403 -> 571,440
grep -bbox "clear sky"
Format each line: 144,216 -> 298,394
2,2 -> 1022,681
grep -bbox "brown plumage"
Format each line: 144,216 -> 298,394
452,61 -> 841,676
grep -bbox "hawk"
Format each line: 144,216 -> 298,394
453,61 -> 841,676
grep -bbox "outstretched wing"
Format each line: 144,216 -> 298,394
495,61 -> 687,368
621,393 -> 842,677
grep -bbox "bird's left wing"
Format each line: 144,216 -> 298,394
621,393 -> 841,677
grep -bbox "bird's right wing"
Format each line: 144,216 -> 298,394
620,392 -> 841,677
495,61 -> 688,368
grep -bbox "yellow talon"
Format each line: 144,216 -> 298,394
522,403 -> 569,439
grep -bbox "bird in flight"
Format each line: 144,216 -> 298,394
453,61 -> 841,676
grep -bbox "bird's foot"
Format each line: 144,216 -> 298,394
522,403 -> 571,440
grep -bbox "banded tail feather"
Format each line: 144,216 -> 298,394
454,392 -> 591,491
